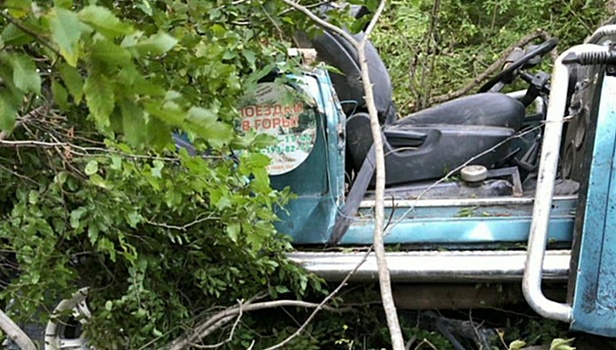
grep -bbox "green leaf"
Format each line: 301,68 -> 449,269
242,152 -> 270,168
49,8 -> 86,66
51,80 -> 69,110
78,5 -> 133,38
146,116 -> 171,149
550,338 -> 575,350
0,90 -> 20,131
59,64 -> 84,103
226,222 -> 241,242
1,24 -> 33,46
84,72 -> 115,127
144,101 -> 184,126
275,285 -> 290,294
89,174 -> 109,189
54,0 -> 72,8
198,122 -> 234,148
243,49 -> 257,70
5,2 -> 30,18
5,0 -> 31,10
132,32 -> 178,55
90,40 -> 132,66
136,0 -> 154,16
187,107 -> 217,125
55,171 -> 68,184
70,207 -> 87,229
508,340 -> 527,350
28,191 -> 39,205
85,160 -> 99,175
126,211 -> 142,228
119,100 -> 146,146
10,54 -> 41,94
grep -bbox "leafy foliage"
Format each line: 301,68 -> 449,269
0,0 -> 328,348
372,0 -> 609,114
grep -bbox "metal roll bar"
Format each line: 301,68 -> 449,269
585,24 -> 616,44
523,44 -> 608,323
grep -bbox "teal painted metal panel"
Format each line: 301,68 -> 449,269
340,198 -> 576,245
276,70 -> 577,246
271,70 -> 346,242
571,73 -> 616,337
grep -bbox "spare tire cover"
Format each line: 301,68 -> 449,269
238,83 -> 318,175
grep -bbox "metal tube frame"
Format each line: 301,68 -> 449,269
288,250 -> 571,283
522,44 -> 608,323
585,24 -> 616,44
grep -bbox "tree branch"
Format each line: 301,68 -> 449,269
263,247 -> 373,350
280,1 -> 406,348
356,2 -> 406,349
145,214 -> 220,231
0,12 -> 59,55
163,299 -> 350,350
428,29 -> 555,105
0,105 -> 50,141
0,308 -> 36,350
279,0 -> 360,47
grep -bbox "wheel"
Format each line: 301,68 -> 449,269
44,288 -> 91,350
478,38 -> 558,93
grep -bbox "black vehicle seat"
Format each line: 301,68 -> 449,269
346,93 -> 526,186
311,30 -> 397,124
309,25 -> 526,185
396,93 -> 525,130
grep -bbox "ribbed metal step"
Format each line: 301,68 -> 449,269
287,250 -> 570,283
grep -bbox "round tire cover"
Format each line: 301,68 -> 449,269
239,83 -> 317,175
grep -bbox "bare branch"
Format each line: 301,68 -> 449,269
188,299 -> 246,349
0,139 -> 222,162
354,1 -> 406,349
0,105 -> 50,141
163,299 -> 350,350
0,308 -> 37,350
280,1 -> 406,348
428,29 -> 555,105
279,0 -> 359,46
263,247 -> 373,350
0,12 -> 59,55
413,338 -> 439,350
278,1 -> 334,16
145,214 -> 220,231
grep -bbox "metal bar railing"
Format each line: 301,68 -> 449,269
522,44 -> 608,323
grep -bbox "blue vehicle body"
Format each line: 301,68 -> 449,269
246,28 -> 616,338
569,69 -> 616,336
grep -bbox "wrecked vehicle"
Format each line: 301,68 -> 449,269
245,22 -> 616,341
10,8 -> 616,348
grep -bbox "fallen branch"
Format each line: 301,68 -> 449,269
279,1 -> 405,348
264,246 -> 373,350
428,29 -> 555,105
0,308 -> 37,350
163,299 -> 350,350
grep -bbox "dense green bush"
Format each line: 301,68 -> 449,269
372,0 -> 609,114
0,1 -> 327,348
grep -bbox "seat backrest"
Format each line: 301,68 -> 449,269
396,93 -> 526,131
311,30 -> 397,124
